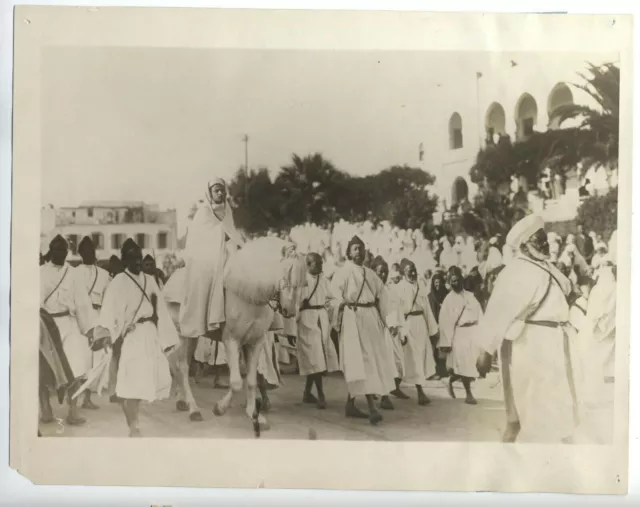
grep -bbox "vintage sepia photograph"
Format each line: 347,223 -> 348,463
36,45 -> 621,443
10,7 -> 632,493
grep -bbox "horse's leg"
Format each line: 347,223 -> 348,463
245,337 -> 269,430
213,336 -> 241,416
173,337 -> 203,421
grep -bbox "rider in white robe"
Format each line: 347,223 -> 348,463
179,178 -> 244,339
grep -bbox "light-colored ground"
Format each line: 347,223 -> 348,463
39,371 -> 510,441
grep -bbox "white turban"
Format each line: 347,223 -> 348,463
506,214 -> 545,250
208,177 -> 226,189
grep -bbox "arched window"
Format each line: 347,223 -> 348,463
484,102 -> 506,143
448,112 -> 463,150
514,93 -> 538,141
547,82 -> 574,130
451,176 -> 470,206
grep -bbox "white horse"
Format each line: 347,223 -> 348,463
213,237 -> 307,430
163,267 -> 206,422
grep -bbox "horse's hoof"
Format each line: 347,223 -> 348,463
176,400 -> 189,412
213,404 -> 225,416
190,411 -> 204,422
256,416 -> 270,431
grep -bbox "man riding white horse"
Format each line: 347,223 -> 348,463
167,178 -> 245,422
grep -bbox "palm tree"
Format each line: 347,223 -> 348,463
548,62 -> 619,182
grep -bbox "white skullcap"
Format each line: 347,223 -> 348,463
506,214 -> 545,250
489,236 -> 498,245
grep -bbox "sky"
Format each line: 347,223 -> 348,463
40,47 -> 615,228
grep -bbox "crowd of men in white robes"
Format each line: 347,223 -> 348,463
39,178 -> 617,442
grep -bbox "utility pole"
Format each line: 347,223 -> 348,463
242,134 -> 249,173
475,71 -> 483,150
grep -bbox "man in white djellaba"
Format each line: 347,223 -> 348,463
395,258 -> 439,406
40,235 -> 97,426
73,235 -> 111,411
179,179 -> 244,370
330,235 -> 398,425
476,214 -> 581,443
94,239 -> 179,437
438,265 -> 483,405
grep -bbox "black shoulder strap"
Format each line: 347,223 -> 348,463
307,275 -> 321,303
44,267 -> 69,305
88,265 -> 99,295
519,257 -> 568,299
409,282 -> 420,312
354,268 -> 367,304
124,271 -> 152,305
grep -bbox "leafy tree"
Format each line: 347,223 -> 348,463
549,62 -> 619,176
227,166 -> 280,234
273,153 -> 350,228
576,188 -> 618,239
225,154 -> 440,235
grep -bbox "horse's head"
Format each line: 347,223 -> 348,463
277,252 -> 308,319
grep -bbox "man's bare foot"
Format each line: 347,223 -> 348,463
176,400 -> 189,412
345,402 -> 369,419
82,399 -> 100,410
447,382 -> 456,399
40,415 -> 55,424
368,410 -> 383,425
316,397 -> 327,410
390,388 -> 410,400
66,415 -> 87,426
303,392 -> 318,404
380,396 -> 394,410
417,391 -> 431,406
465,394 -> 477,405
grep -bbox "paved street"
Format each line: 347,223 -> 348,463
39,370 -> 509,441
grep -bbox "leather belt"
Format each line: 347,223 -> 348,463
49,311 -> 70,318
525,320 -> 568,328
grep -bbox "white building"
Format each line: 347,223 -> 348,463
40,201 -> 178,262
421,54 -> 616,223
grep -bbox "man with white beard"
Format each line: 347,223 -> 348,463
476,214 -> 580,443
